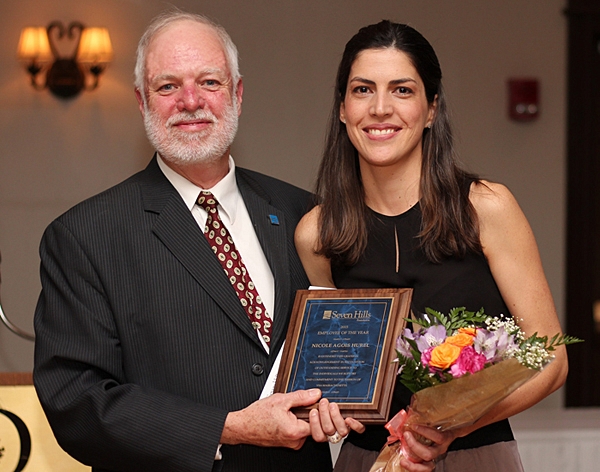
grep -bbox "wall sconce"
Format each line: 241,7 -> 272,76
17,21 -> 113,99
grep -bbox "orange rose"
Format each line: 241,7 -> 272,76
459,327 -> 477,337
429,343 -> 462,369
446,332 -> 475,348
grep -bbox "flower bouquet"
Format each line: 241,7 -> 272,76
369,307 -> 582,472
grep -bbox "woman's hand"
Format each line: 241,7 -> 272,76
399,424 -> 455,471
308,398 -> 365,443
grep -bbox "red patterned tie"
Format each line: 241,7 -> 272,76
197,191 -> 271,346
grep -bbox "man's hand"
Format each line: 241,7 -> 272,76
221,389 -> 322,450
309,398 -> 365,443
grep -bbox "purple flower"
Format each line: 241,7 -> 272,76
415,325 -> 447,353
474,327 -> 518,363
396,332 -> 414,359
473,329 -> 497,361
449,346 -> 486,377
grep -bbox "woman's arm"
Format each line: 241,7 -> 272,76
294,206 -> 336,288
295,208 -> 372,445
406,180 -> 570,457
455,180 -> 569,436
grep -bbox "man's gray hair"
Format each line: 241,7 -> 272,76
134,9 -> 240,98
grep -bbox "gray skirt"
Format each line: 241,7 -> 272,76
333,441 -> 524,472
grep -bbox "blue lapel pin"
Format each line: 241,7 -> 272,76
268,214 -> 279,225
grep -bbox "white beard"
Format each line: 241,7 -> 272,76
143,99 -> 239,166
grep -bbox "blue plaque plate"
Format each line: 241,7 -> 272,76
275,288 -> 412,424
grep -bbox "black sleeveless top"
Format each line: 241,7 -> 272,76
332,204 -> 514,452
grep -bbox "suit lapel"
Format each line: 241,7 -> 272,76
140,158 -> 259,345
236,172 -> 291,352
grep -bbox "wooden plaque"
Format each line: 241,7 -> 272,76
275,288 -> 412,424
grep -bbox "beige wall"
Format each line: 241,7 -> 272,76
0,0 -> 567,407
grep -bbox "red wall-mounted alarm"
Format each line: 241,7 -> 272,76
507,78 -> 539,122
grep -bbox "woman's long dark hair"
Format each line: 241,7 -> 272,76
316,20 -> 482,266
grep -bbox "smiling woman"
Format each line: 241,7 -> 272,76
295,20 -> 568,472
340,47 -> 435,210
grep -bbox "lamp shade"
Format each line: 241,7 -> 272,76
77,27 -> 113,65
17,27 -> 52,63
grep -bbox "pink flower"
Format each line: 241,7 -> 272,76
421,347 -> 433,367
449,346 -> 486,377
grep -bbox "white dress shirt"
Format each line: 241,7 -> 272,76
157,155 -> 275,353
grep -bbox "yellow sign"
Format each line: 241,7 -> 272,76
0,385 -> 89,471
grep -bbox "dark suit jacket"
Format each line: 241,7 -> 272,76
33,157 -> 332,472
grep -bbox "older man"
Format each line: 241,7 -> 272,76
33,10 -> 333,472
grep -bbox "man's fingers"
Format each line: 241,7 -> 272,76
309,408 -> 328,442
345,417 -> 365,434
326,401 -> 350,436
318,399 -> 336,434
284,389 -> 322,408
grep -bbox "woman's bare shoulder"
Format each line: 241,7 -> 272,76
296,206 -> 321,246
295,205 -> 335,287
469,180 -> 520,218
